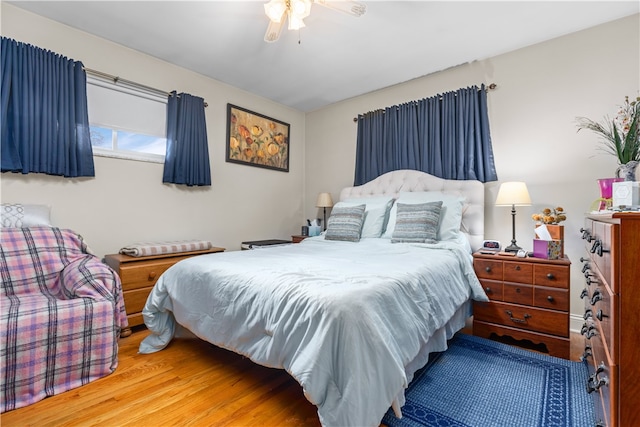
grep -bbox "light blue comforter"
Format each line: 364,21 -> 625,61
139,237 -> 487,427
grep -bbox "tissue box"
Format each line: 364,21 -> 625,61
535,225 -> 564,257
533,239 -> 562,260
308,226 -> 321,237
612,181 -> 640,207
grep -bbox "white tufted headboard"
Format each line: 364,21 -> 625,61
339,170 -> 485,252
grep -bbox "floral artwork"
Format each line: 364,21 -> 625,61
226,104 -> 290,172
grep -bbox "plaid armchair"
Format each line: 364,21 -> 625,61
0,227 -> 127,412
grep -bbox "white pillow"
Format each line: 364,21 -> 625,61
382,192 -> 464,241
337,196 -> 394,238
1,204 -> 51,228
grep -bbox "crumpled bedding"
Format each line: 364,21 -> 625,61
139,237 -> 487,427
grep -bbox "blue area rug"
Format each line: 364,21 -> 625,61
383,334 -> 594,427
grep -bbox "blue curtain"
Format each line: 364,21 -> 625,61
354,85 -> 497,185
1,37 -> 94,177
162,91 -> 211,186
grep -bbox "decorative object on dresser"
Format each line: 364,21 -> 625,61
576,95 -> 640,182
104,247 -> 224,337
579,212 -> 640,427
472,252 -> 571,359
495,181 -> 532,252
316,192 -> 334,231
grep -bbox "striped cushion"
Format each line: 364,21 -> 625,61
391,201 -> 442,243
325,204 -> 366,242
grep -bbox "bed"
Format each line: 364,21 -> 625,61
139,169 -> 488,427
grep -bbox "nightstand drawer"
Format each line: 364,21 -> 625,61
533,286 -> 569,311
503,261 -> 533,284
118,259 -> 178,290
533,264 -> 569,288
122,287 -> 153,325
474,301 -> 568,337
474,259 -> 503,280
503,283 -> 533,306
479,279 -> 503,301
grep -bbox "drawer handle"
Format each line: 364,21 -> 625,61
546,273 -> 555,280
484,287 -> 492,293
590,290 -> 603,306
582,263 -> 590,273
580,345 -> 592,362
587,363 -> 608,393
596,309 -> 607,321
505,310 -> 531,324
585,277 -> 595,286
585,328 -> 598,339
583,309 -> 593,320
546,295 -> 554,302
515,265 -> 521,271
148,271 -> 157,281
580,288 -> 588,299
515,288 -> 521,293
485,266 -> 492,273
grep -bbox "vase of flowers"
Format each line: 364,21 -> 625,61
532,207 -> 566,256
577,95 -> 640,181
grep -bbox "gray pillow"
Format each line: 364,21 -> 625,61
391,201 -> 442,243
324,204 -> 366,242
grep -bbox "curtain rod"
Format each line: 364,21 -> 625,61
352,83 -> 497,122
83,67 -> 208,107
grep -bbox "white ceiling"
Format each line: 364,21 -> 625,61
8,1 -> 639,112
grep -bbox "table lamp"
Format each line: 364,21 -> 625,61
316,192 -> 334,231
495,182 -> 531,252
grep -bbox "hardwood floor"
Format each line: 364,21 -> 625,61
1,328 -> 586,427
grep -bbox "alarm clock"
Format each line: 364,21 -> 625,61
480,240 -> 501,254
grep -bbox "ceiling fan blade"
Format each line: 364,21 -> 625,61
313,0 -> 366,17
264,14 -> 286,42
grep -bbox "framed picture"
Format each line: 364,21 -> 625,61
226,104 -> 290,172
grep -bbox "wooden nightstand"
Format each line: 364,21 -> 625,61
104,247 -> 224,336
291,235 -> 308,243
472,252 -> 571,358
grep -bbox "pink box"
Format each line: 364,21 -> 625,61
533,239 -> 562,260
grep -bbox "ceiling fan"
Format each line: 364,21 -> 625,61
264,0 -> 366,43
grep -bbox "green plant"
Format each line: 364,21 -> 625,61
576,95 -> 640,164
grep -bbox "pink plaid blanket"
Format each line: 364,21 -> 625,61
1,227 -> 128,412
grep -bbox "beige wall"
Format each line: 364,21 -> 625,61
304,14 -> 640,330
0,4 -> 306,257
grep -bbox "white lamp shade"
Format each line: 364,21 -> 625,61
316,192 -> 334,208
495,182 -> 532,206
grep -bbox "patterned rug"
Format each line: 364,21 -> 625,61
383,333 -> 594,427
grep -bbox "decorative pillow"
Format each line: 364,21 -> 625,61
324,204 -> 366,242
338,197 -> 394,238
383,192 -> 464,241
1,204 -> 51,228
391,201 -> 442,244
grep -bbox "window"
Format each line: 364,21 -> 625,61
86,76 -> 167,163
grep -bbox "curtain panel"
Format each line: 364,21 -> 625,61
162,91 -> 211,186
354,85 -> 498,185
1,37 -> 94,177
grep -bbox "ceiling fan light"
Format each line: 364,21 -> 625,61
287,10 -> 306,30
290,0 -> 312,19
264,0 -> 287,22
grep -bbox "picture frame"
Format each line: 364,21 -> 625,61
226,104 -> 290,172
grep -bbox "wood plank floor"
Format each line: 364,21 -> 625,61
2,328 -> 585,426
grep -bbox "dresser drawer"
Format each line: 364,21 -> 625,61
479,279 -> 503,301
473,301 -> 568,337
533,286 -> 569,311
503,283 -> 533,306
503,261 -> 532,284
474,259 -> 503,280
588,325 -> 615,427
122,287 -> 153,326
533,264 -> 569,289
587,282 -> 616,362
118,259 -> 180,290
591,221 -> 615,292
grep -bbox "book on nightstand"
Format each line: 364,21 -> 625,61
241,239 -> 292,250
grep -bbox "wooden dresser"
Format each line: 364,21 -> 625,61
104,247 -> 224,336
472,253 -> 571,358
580,212 -> 640,427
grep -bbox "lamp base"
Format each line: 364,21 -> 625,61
503,242 -> 522,253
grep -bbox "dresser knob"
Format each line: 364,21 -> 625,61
485,287 -> 492,293
546,273 -> 555,280
580,345 -> 592,362
516,288 -> 521,293
485,266 -> 491,272
547,295 -> 554,302
596,309 -> 608,321
515,265 -> 521,271
148,271 -> 157,281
